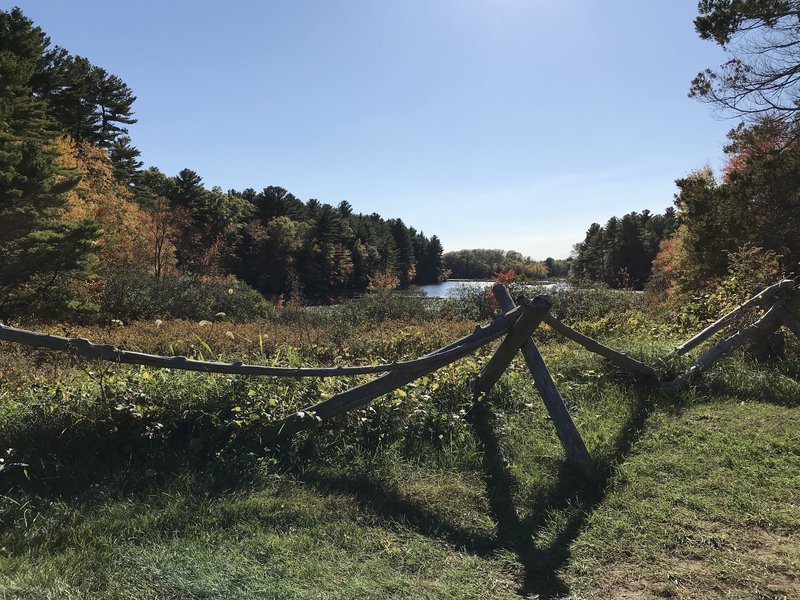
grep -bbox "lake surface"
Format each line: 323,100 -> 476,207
416,279 -> 569,298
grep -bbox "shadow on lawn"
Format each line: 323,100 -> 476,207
299,382 -> 656,599
2,369 -> 659,599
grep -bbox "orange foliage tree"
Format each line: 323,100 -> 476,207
55,136 -> 152,269
53,136 -> 181,310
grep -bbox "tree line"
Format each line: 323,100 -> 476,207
570,209 -> 678,290
0,7 -> 445,321
441,249 -> 571,280
572,1 -> 800,302
6,1 -> 799,320
136,169 -> 446,297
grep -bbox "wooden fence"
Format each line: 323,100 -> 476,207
1,280 -> 798,480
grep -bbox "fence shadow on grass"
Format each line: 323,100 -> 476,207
468,385 -> 655,598
293,382 -> 656,599
0,377 -> 682,600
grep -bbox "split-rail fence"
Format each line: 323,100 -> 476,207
1,280 -> 798,479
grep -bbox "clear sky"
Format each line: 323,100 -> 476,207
9,1 -> 734,259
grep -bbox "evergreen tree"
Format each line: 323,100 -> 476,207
109,135 -> 142,183
417,234 -> 445,283
0,17 -> 98,317
570,209 -> 676,290
388,218 -> 415,285
0,8 -> 140,183
173,168 -> 205,208
256,186 -> 305,221
42,56 -> 137,150
337,200 -> 353,217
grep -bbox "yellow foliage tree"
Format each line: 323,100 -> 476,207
54,136 -> 154,269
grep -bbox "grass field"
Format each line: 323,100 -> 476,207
1,294 -> 798,598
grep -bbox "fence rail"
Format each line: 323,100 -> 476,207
2,279 -> 798,480
0,305 -> 524,378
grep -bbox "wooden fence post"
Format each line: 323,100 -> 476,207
492,285 -> 595,479
473,296 -> 550,398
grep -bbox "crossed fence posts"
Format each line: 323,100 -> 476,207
1,280 -> 799,480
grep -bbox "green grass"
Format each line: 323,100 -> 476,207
1,300 -> 799,598
0,471 -> 518,599
563,400 -> 800,599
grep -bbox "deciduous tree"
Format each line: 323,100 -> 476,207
691,0 -> 800,128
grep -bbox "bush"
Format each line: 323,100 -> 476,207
436,283 -> 497,321
672,245 -> 785,330
544,287 -> 649,324
332,291 -> 435,325
101,265 -> 269,322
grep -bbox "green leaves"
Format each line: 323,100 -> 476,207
0,9 -> 101,319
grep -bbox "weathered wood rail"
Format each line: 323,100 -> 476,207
0,307 -> 525,378
275,297 -> 552,440
674,280 -> 795,356
0,290 -> 599,477
542,313 -> 656,378
666,279 -> 798,388
2,279 -> 799,479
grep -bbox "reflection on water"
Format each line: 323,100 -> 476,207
416,279 -> 569,299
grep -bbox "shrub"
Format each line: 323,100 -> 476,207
101,265 -> 269,322
544,287 -> 649,324
673,245 -> 785,329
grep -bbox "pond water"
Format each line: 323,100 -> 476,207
416,279 -> 569,298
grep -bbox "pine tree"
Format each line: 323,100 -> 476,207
109,135 -> 142,183
0,8 -> 141,183
0,22 -> 98,317
418,234 -> 445,283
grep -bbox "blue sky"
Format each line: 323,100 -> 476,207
11,1 -> 733,259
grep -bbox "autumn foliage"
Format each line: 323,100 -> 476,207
0,7 -> 447,321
